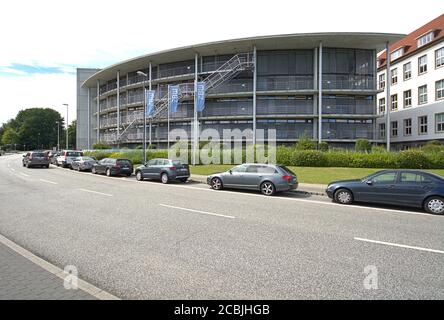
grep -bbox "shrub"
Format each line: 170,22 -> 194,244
295,137 -> 317,150
92,142 -> 110,150
291,150 -> 328,167
355,139 -> 372,153
84,151 -> 112,160
318,142 -> 329,152
421,140 -> 444,154
371,145 -> 387,153
395,150 -> 432,169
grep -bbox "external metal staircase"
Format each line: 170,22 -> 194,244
114,52 -> 254,144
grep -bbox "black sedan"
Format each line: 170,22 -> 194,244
92,158 -> 133,177
326,170 -> 444,215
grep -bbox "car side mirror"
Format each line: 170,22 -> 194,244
23,155 -> 26,157
229,170 -> 232,175
366,180 -> 373,186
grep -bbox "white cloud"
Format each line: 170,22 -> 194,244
1,0 -> 444,125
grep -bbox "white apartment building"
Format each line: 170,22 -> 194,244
376,14 -> 444,149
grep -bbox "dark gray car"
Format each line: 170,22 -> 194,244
71,156 -> 98,172
135,158 -> 190,183
207,164 -> 298,196
326,170 -> 444,215
22,151 -> 50,168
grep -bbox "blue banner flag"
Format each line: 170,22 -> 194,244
169,85 -> 180,113
145,90 -> 155,117
196,82 -> 205,112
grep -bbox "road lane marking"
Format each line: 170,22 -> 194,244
0,233 -> 119,300
354,237 -> 444,254
78,188 -> 113,197
19,172 -> 30,177
11,168 -> 16,172
39,179 -> 58,185
159,204 -> 235,219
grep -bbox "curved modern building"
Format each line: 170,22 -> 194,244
76,33 -> 403,149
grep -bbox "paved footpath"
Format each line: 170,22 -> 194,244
0,242 -> 95,300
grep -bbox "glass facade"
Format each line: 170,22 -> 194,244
94,47 -> 377,145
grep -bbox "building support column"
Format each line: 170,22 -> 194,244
252,46 -> 257,145
117,70 -> 120,148
318,42 -> 323,144
87,88 -> 91,149
149,62 -> 152,146
97,80 -> 100,143
193,53 -> 199,166
385,42 -> 391,151
313,47 -> 318,140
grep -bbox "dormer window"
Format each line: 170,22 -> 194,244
417,31 -> 435,47
391,48 -> 404,61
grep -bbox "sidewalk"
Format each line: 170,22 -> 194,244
189,174 -> 327,196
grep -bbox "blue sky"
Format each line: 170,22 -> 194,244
1,0 -> 444,125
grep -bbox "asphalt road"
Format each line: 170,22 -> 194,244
0,154 -> 443,299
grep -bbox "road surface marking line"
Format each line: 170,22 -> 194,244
0,233 -> 119,300
78,188 -> 113,197
39,179 -> 58,185
19,172 -> 30,177
159,204 -> 235,219
354,237 -> 444,254
11,168 -> 16,172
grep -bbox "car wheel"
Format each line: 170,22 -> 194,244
211,177 -> 223,190
106,168 -> 112,177
334,188 -> 354,205
22,163 -> 26,167
161,173 -> 169,184
179,178 -> 188,183
46,165 -> 49,168
260,181 -> 276,196
424,197 -> 444,215
26,163 -> 31,168
126,173 -> 132,177
136,171 -> 144,181
77,166 -> 81,172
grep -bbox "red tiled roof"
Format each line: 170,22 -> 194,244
378,13 -> 444,69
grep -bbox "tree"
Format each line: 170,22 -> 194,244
1,127 -> 19,147
68,120 -> 76,149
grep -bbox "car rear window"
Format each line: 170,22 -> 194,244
278,166 -> 296,175
117,159 -> 131,165
66,152 -> 83,157
32,152 -> 45,157
172,160 -> 185,166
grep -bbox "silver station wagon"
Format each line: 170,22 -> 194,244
207,164 -> 298,196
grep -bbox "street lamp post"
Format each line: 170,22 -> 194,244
63,103 -> 69,149
56,121 -> 60,151
137,71 -> 148,164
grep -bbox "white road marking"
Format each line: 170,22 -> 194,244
354,237 -> 444,254
39,179 -> 58,185
11,168 -> 16,172
19,172 -> 30,177
159,204 -> 235,219
78,188 -> 113,197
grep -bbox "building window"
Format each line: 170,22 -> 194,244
403,62 -> 412,80
418,55 -> 428,74
391,121 -> 398,137
436,113 -> 444,133
391,48 -> 404,61
391,94 -> 398,110
379,74 -> 385,90
418,116 -> 428,135
404,118 -> 412,136
436,79 -> 444,100
417,32 -> 434,47
418,85 -> 428,105
436,47 -> 444,68
379,98 -> 386,113
379,123 -> 386,138
403,90 -> 412,108
391,68 -> 398,85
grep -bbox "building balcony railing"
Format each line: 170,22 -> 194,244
323,75 -> 375,91
322,104 -> 374,115
257,76 -> 314,91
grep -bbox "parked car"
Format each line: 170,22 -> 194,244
56,150 -> 83,168
92,158 -> 133,177
135,158 -> 190,183
49,151 -> 60,165
22,151 -> 50,168
207,164 -> 298,196
326,170 -> 444,215
71,156 -> 98,172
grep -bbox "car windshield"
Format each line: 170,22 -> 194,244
82,157 -> 95,162
66,152 -> 82,157
32,153 -> 45,157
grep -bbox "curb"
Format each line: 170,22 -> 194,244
189,175 -> 327,197
0,234 -> 120,300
